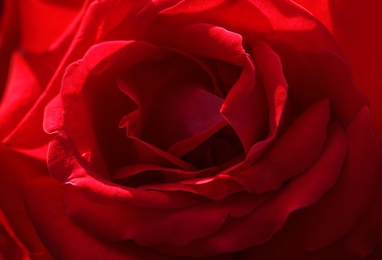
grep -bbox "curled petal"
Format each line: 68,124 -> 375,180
229,99 -> 330,193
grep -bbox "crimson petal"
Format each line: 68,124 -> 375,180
229,99 -> 330,193
48,135 -> 203,209
24,177 -> 167,260
221,56 -> 267,152
152,121 -> 347,257
64,185 -> 271,247
164,23 -> 246,65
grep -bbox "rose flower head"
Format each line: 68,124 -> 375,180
1,0 -> 382,259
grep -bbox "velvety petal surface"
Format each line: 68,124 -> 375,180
294,0 -> 382,139
24,177 -> 168,260
152,122 -> 347,257
229,99 -> 330,193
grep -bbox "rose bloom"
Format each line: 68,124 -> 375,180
1,0 -> 382,259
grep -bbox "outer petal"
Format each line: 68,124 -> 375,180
17,0 -> 82,52
0,146 -> 52,259
4,0 -> 118,149
294,0 -> 382,139
0,210 -> 29,260
229,99 -> 330,193
64,186 -> 271,247
0,0 -> 19,99
152,122 -> 347,257
47,134 -> 204,209
242,107 -> 382,259
0,52 -> 42,139
24,177 -> 168,260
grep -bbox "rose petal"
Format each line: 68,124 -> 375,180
251,41 -> 289,135
149,0 -> 273,43
18,0 -> 81,52
0,0 -> 19,99
166,118 -> 226,158
229,99 -> 330,193
117,55 -> 225,152
219,42 -> 293,174
0,210 -> 29,259
0,52 -> 42,139
328,1 -> 382,139
0,146 -> 51,258
58,41 -> 166,172
24,177 -> 167,260
219,40 -> 289,159
64,185 -> 271,246
291,0 -> 332,31
43,95 -> 63,134
143,176 -> 244,201
302,106 -> 380,249
57,39 -> 225,172
113,163 -> 218,183
273,42 -> 368,126
221,55 -> 268,152
325,107 -> 382,257
243,106 -> 382,259
294,0 -> 382,139
4,0 -> 117,149
152,122 -> 347,257
48,134 -> 204,209
304,51 -> 369,125
164,23 -> 246,65
126,136 -> 197,171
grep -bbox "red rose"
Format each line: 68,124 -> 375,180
1,0 -> 382,259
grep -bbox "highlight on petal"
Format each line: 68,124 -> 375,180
156,0 -> 274,42
143,175 -> 244,201
164,23 -> 246,64
219,40 -> 289,173
251,41 -> 288,134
